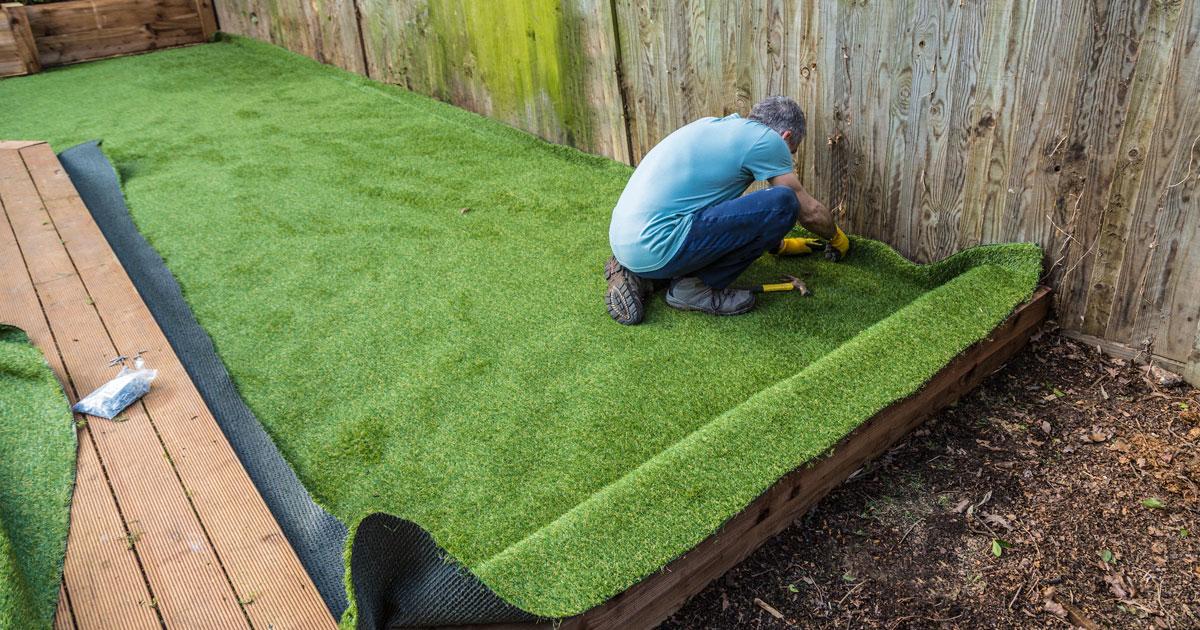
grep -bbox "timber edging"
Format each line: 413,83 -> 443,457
0,0 -> 215,77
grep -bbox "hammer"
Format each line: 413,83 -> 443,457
733,274 -> 813,297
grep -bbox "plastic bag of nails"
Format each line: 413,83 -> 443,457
71,355 -> 158,419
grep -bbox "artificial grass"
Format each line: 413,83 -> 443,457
0,326 -> 76,630
0,36 -> 1041,622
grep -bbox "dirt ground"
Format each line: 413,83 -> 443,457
659,329 -> 1199,629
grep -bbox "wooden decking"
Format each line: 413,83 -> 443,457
0,141 -> 338,630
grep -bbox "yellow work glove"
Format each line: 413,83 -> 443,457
825,225 -> 850,262
774,237 -> 824,256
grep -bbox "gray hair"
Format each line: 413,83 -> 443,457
748,96 -> 806,141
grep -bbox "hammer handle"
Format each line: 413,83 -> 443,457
760,282 -> 795,292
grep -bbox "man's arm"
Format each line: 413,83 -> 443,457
767,172 -> 836,239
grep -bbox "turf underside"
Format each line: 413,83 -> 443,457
0,326 -> 76,630
0,36 -> 1042,621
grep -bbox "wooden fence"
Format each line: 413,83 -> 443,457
0,0 -> 215,76
39,0 -> 1200,380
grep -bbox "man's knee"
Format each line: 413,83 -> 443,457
763,186 -> 800,231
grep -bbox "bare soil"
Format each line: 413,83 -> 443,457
659,330 -> 1199,629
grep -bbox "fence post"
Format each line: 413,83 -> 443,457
2,3 -> 40,75
192,0 -> 218,39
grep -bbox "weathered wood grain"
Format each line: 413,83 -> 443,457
205,0 -> 1200,366
1053,0 -> 1151,331
2,3 -> 40,74
327,0 -> 625,157
1186,325 -> 1200,388
0,9 -> 25,77
1081,0 -> 1186,338
194,0 -> 217,40
22,0 -> 207,67
1118,0 -> 1200,367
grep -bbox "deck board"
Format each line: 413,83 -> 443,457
5,145 -> 251,629
63,432 -> 163,629
1,150 -> 161,630
53,582 -> 76,630
1,142 -> 338,630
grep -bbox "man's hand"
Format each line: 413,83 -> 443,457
775,237 -> 824,256
824,226 -> 850,262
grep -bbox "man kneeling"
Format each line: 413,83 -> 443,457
605,96 -> 849,325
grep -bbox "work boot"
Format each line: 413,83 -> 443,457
605,256 -> 654,325
665,276 -> 756,316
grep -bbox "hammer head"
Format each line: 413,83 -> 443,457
779,274 -> 813,297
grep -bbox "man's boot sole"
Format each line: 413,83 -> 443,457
604,257 -> 647,325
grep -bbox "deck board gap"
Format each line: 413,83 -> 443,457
0,187 -> 81,401
18,149 -> 125,374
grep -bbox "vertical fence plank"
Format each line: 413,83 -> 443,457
928,0 -> 981,262
193,0 -> 218,39
956,0 -> 1029,252
1052,0 -> 1151,329
998,0 -> 1090,265
1080,0 -> 1186,338
1108,0 -> 1200,352
1127,0 -> 1200,362
315,0 -> 365,75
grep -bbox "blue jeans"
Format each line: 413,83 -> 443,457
640,186 -> 799,289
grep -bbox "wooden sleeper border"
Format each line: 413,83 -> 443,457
0,0 -> 216,77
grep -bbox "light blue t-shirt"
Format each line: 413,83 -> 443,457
609,114 -> 794,272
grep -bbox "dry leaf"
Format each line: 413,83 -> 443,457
1150,365 -> 1182,387
1043,600 -> 1067,618
984,513 -> 1014,531
1104,575 -> 1128,599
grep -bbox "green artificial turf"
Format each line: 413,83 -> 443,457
0,326 -> 76,630
0,37 -> 1041,622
